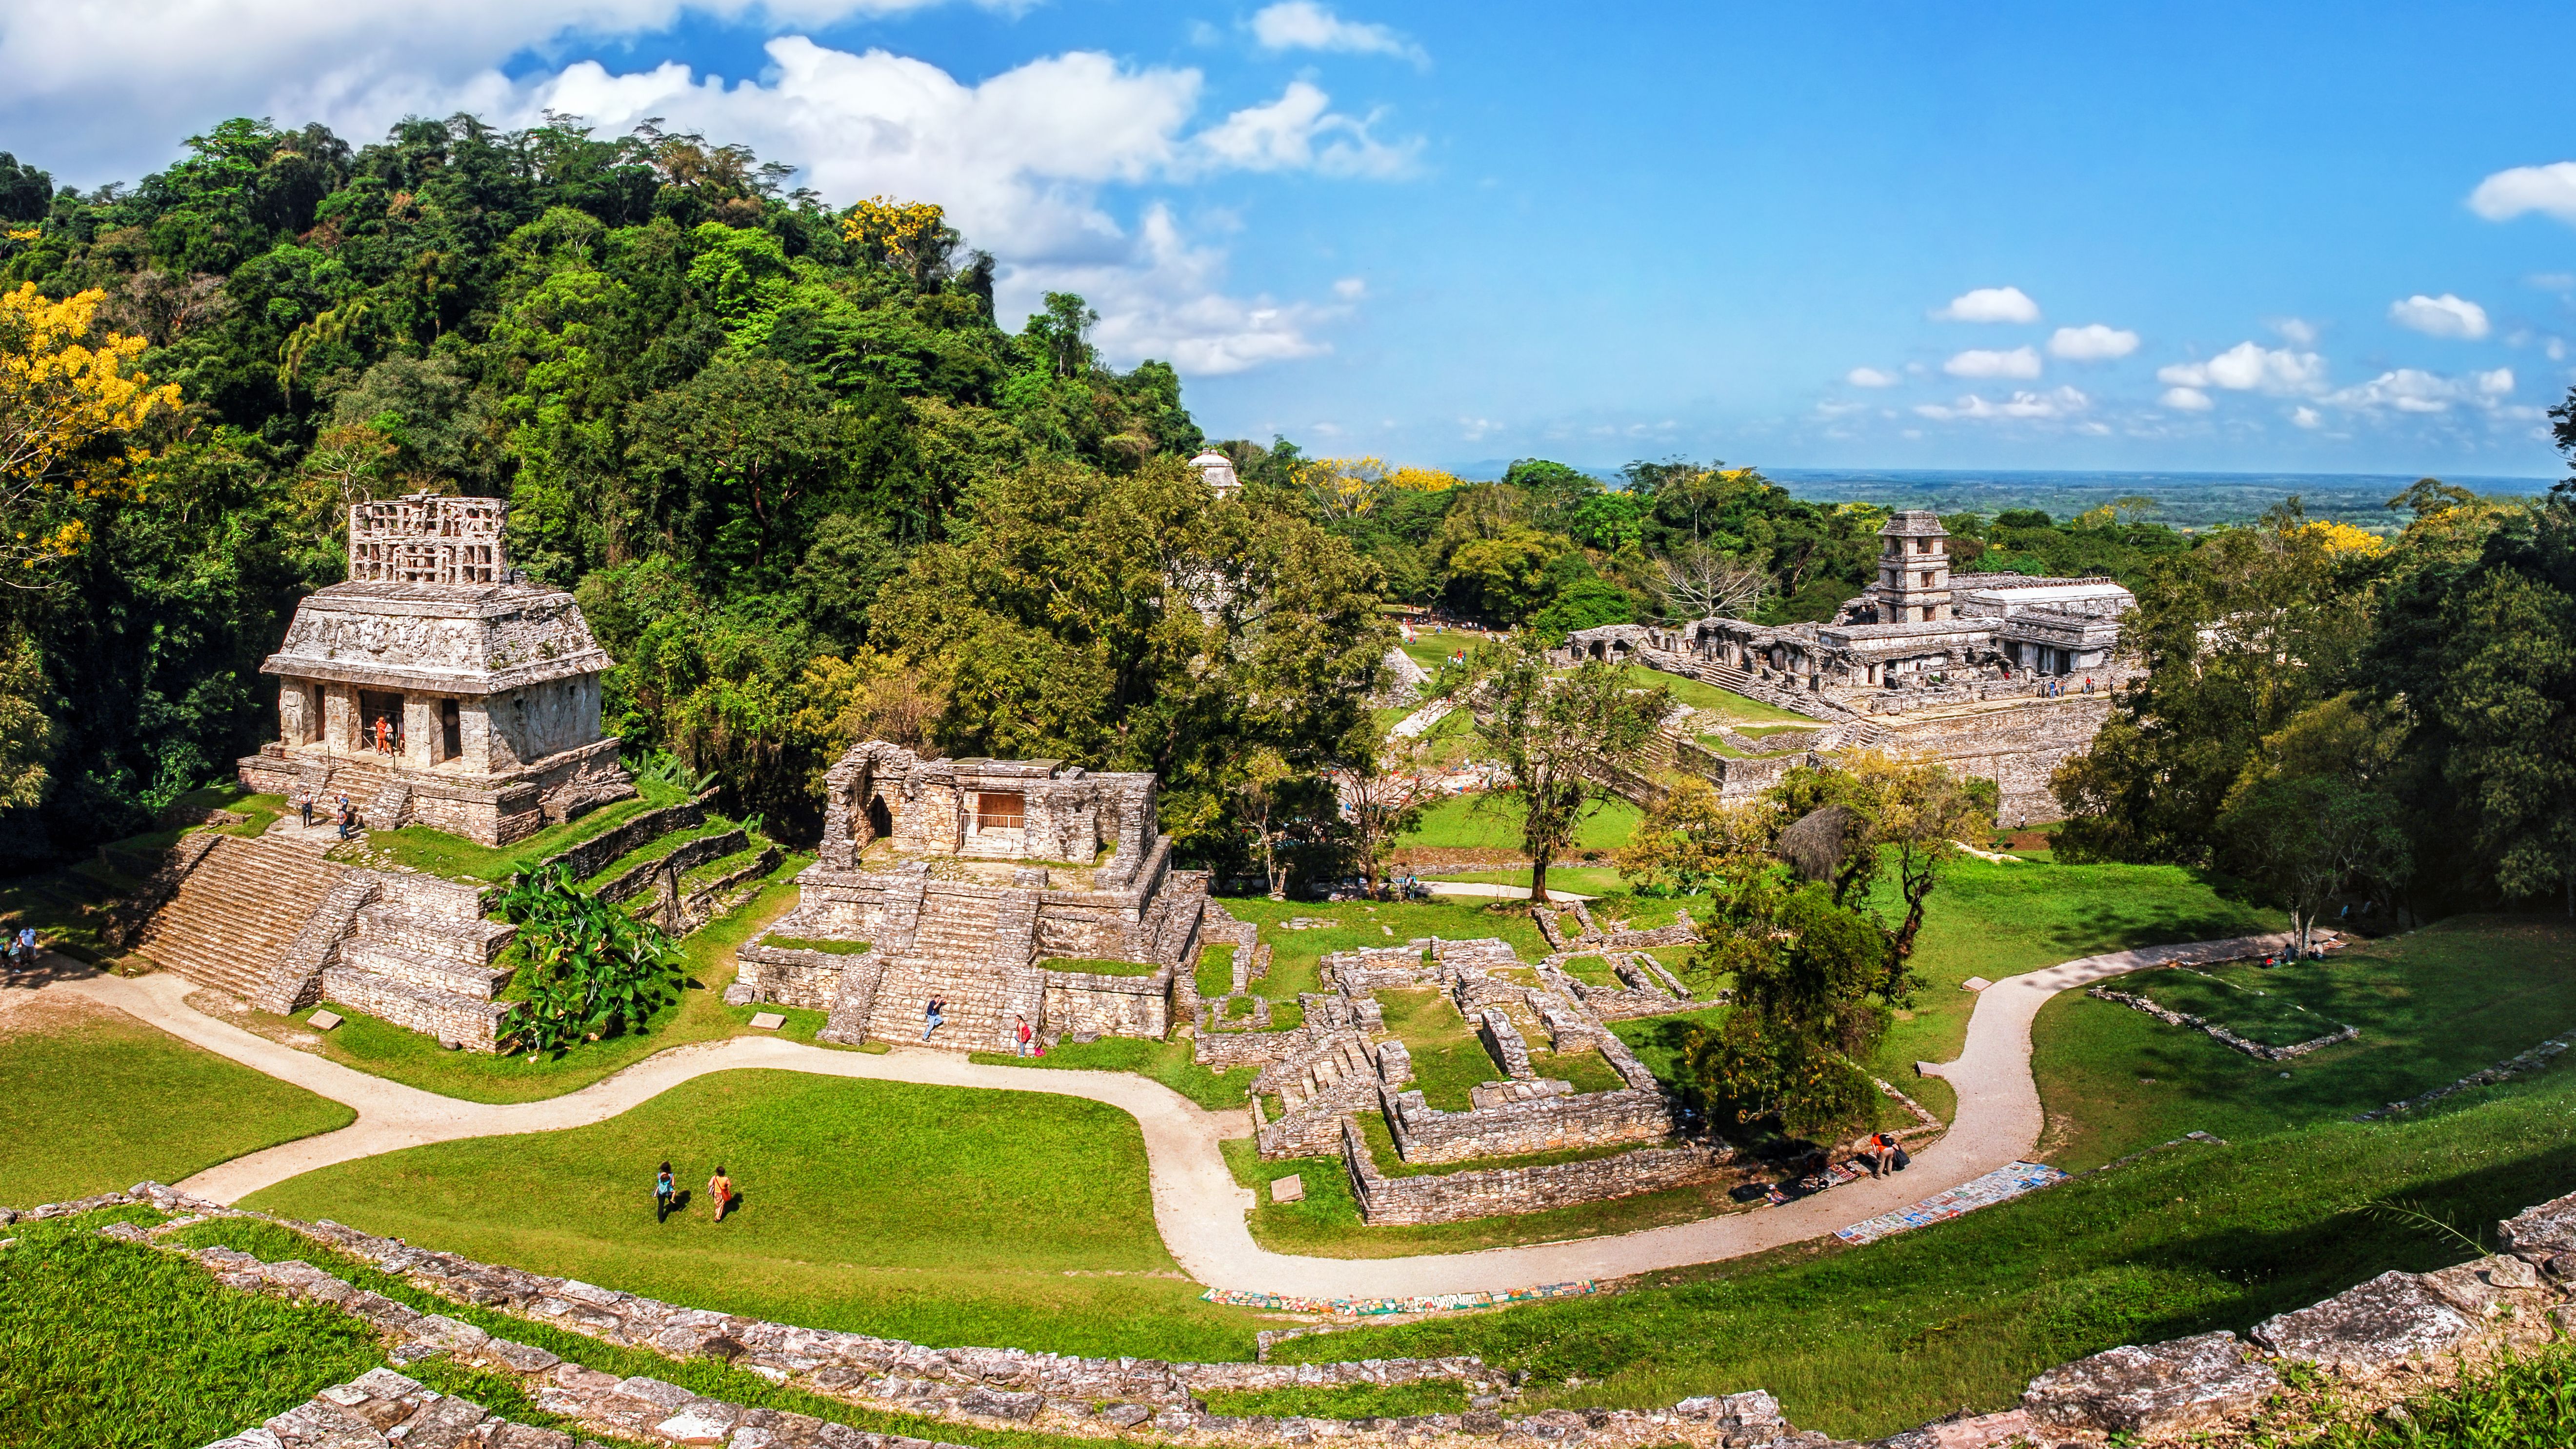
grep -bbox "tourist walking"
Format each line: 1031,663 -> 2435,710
654,1161 -> 676,1223
1015,1013 -> 1033,1057
708,1165 -> 736,1222
296,786 -> 316,828
922,998 -> 945,1040
336,794 -> 355,839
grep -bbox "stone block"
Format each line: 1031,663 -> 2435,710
2021,1331 -> 2276,1436
723,983 -> 757,1006
749,1012 -> 786,1030
309,1010 -> 343,1030
2252,1270 -> 2476,1371
390,1394 -> 490,1449
1271,1175 -> 1306,1203
1095,1402 -> 1151,1428
2499,1191 -> 2576,1258
656,1402 -> 741,1443
479,1339 -> 563,1373
612,1376 -> 697,1412
1960,977 -> 1992,992
959,1387 -> 1041,1420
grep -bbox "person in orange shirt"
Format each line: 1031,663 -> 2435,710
708,1165 -> 737,1222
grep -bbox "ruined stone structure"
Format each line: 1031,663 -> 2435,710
732,742 -> 1211,1054
239,492 -> 633,844
1564,511 -> 2136,822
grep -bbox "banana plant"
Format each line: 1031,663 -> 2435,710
501,861 -> 684,1057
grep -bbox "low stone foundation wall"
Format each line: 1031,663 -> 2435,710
1384,1083 -> 1673,1164
1040,966 -> 1172,1038
544,797 -> 710,879
735,943 -> 864,1012
320,964 -> 515,1051
2089,985 -> 2359,1061
1342,1118 -> 1728,1225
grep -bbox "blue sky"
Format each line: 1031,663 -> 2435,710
11,1 -> 2576,476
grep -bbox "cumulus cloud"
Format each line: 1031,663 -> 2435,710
1845,366 -> 1901,388
2291,406 -> 2323,429
2275,317 -> 2320,345
1190,79 -> 1417,178
1944,346 -> 2043,379
0,0 -> 1035,181
2470,161 -> 2576,224
1019,203 -> 1339,374
2048,324 -> 2139,360
1913,386 -> 2088,421
2160,386 -> 2214,412
2324,367 -> 2513,415
2157,341 -> 2327,395
2387,293 -> 2491,339
1249,2 -> 1427,63
1931,286 -> 2041,323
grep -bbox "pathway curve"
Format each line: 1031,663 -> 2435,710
35,931 -> 2297,1298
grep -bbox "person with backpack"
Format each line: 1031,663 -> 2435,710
1015,1014 -> 1033,1057
708,1165 -> 737,1222
1868,1131 -> 1907,1177
654,1161 -> 676,1223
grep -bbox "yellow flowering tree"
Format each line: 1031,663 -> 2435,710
840,197 -> 959,286
1296,457 -> 1467,521
0,282 -> 180,577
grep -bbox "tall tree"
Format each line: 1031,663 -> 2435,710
1464,640 -> 1671,901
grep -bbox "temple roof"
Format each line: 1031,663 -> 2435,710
259,579 -> 612,694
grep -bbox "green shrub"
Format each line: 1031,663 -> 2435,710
499,862 -> 684,1057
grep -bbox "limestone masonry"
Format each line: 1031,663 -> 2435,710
239,491 -> 634,845
731,741 -> 1215,1056
23,1179 -> 2574,1449
1568,511 -> 2136,822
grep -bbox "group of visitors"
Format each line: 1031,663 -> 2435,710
2,926 -> 40,977
2037,676 -> 2095,698
653,1160 -> 738,1223
371,714 -> 398,756
290,788 -> 359,839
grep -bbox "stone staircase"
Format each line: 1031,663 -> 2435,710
860,885 -> 1037,1052
320,879 -> 519,1052
131,836 -> 348,1001
1253,1029 -> 1383,1157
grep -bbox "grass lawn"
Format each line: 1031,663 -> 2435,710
2032,914 -> 2576,1170
1,1207 -> 1149,1449
1421,866 -> 1629,896
1401,793 -> 1642,855
1856,854 -> 2284,1123
1377,987 -> 1502,1111
1605,664 -> 1813,723
214,856 -> 812,1104
245,1069 -> 1261,1361
1218,895 -> 1552,1003
1271,1054 -> 2576,1440
970,1034 -> 1252,1111
330,774 -> 692,885
0,998 -> 356,1206
1226,1136 -> 1757,1258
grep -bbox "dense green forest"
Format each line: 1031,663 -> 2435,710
0,114 -> 2567,918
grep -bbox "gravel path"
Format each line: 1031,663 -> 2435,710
40,931 -> 2298,1298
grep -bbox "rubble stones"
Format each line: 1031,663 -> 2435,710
2020,1331 -> 2278,1436
2498,1189 -> 2576,1259
2252,1270 -> 2476,1371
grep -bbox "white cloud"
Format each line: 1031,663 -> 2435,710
1845,366 -> 1901,388
1332,277 -> 1368,300
2323,366 -> 2514,415
2388,293 -> 2491,339
1249,2 -> 1427,63
2157,341 -> 2327,394
0,0 -> 1029,182
2470,161 -> 2576,224
1944,346 -> 2043,379
1458,417 -> 1499,441
2274,317 -> 2319,346
1931,286 -> 2041,323
1190,79 -> 1417,178
1913,386 -> 2088,421
2160,386 -> 2214,412
2291,406 -> 2322,429
2048,324 -> 2139,360
1016,204 -> 1338,374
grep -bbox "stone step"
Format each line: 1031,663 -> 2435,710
338,942 -> 514,1002
320,965 -> 516,1052
353,905 -> 514,967
134,837 -> 346,1001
